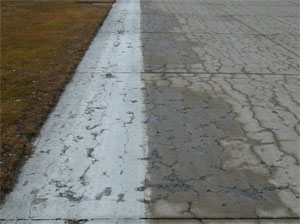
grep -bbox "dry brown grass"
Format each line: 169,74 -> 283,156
0,0 -> 112,202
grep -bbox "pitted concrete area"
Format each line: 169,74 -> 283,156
1,0 -> 299,223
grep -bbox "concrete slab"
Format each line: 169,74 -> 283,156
213,4 -> 300,16
2,219 -> 299,224
203,0 -> 294,5
139,0 -> 300,219
231,15 -> 299,35
140,2 -> 228,16
1,0 -> 299,222
270,35 -> 299,55
142,33 -> 299,74
142,73 -> 300,218
1,219 -> 300,224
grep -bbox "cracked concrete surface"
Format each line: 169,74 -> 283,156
140,0 -> 299,219
142,74 -> 300,218
1,0 -> 300,223
140,0 -> 299,220
1,220 -> 300,224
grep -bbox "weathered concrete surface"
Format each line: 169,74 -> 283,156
1,219 -> 300,224
1,0 -> 300,222
142,74 -> 300,218
140,0 -> 300,219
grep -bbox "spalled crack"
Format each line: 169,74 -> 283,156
59,190 -> 83,202
95,187 -> 112,201
117,193 -> 125,202
79,166 -> 91,186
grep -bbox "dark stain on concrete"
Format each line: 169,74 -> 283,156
32,198 -> 48,205
142,85 -> 290,218
141,1 -> 199,72
117,193 -> 125,202
59,190 -> 83,202
95,187 -> 112,201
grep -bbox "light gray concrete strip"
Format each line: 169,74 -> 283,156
0,0 -> 148,220
75,32 -> 142,73
0,71 -> 148,219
